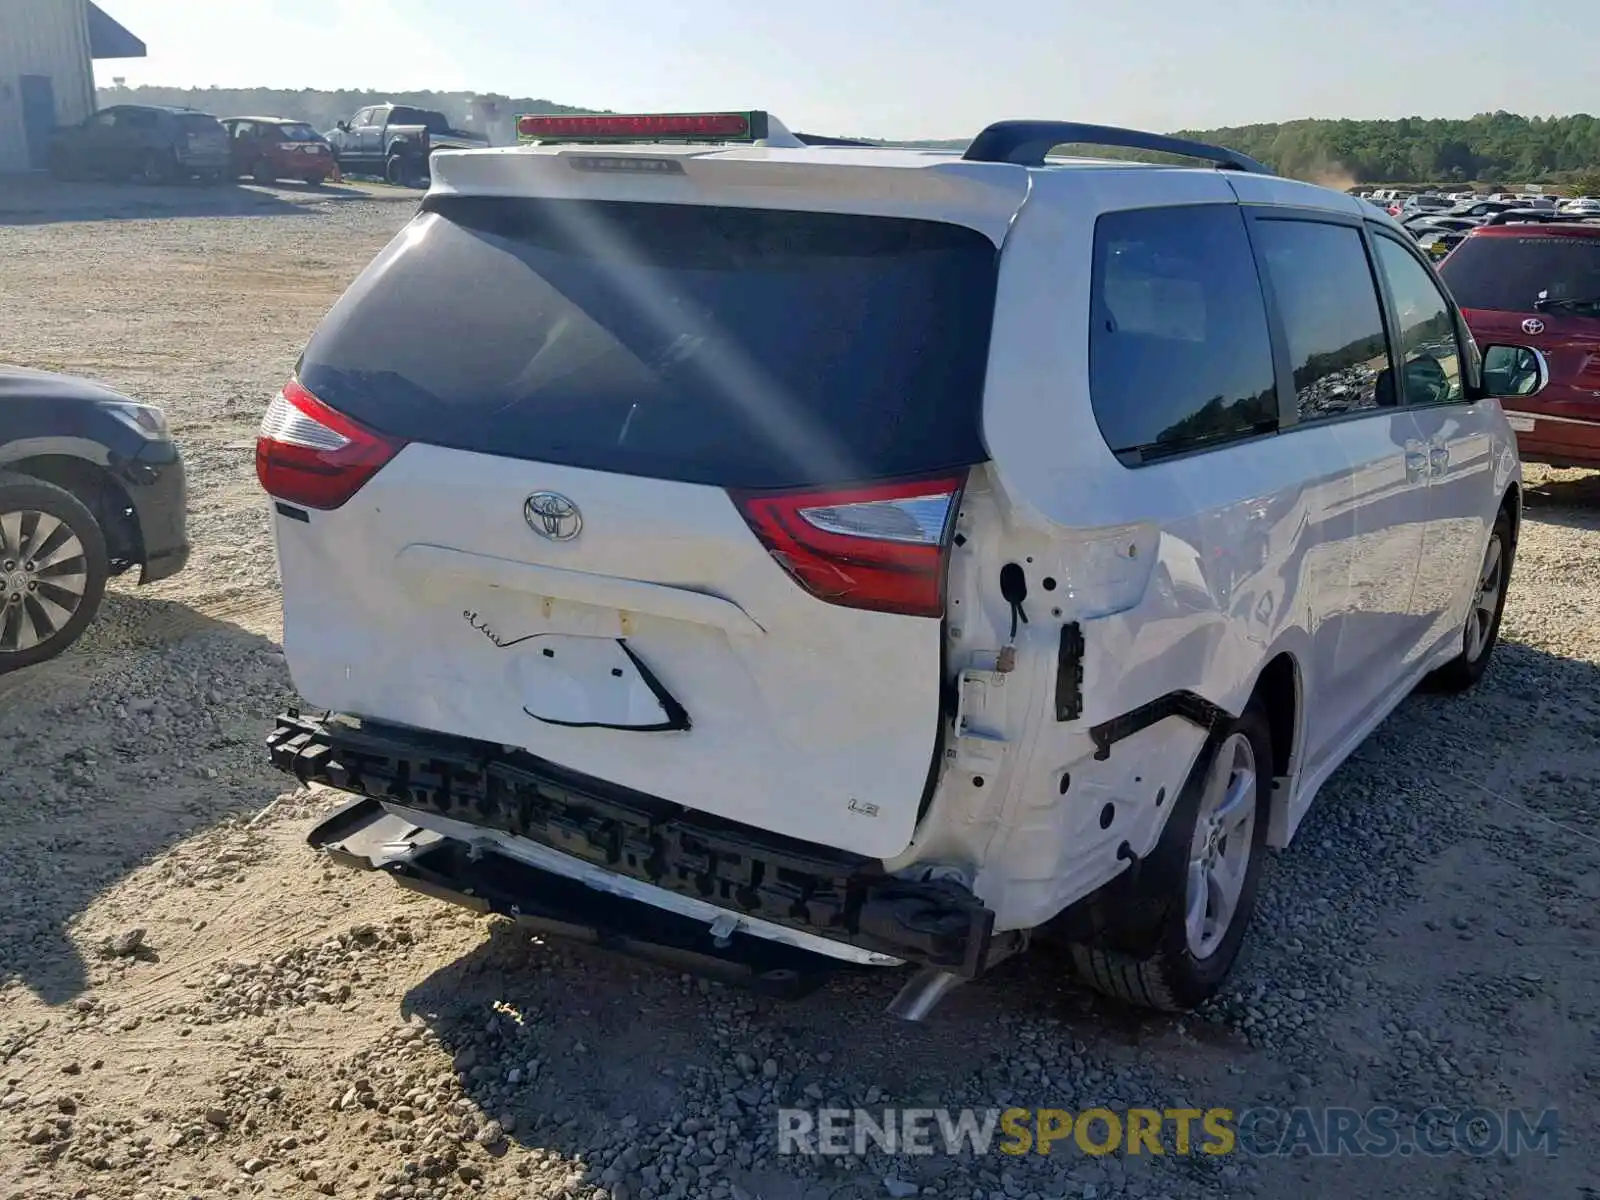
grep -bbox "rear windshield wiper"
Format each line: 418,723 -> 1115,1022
1533,295 -> 1600,314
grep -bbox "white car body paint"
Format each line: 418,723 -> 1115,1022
271,138 -> 1523,951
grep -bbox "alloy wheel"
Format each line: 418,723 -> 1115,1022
1465,533 -> 1504,663
0,509 -> 90,654
1183,731 -> 1258,960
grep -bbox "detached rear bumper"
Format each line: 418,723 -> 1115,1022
308,795 -> 846,997
270,711 -> 1008,980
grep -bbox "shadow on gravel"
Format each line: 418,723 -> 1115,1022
393,919 -> 1243,1179
0,175 -> 409,226
0,593 -> 292,1005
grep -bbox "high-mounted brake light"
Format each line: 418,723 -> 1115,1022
731,474 -> 967,618
516,111 -> 767,144
256,379 -> 404,510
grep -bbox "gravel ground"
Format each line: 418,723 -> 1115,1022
0,182 -> 1596,1200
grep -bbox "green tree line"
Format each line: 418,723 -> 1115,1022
872,112 -> 1600,187
1171,112 -> 1600,184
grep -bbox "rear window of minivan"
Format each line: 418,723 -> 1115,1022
1440,233 -> 1600,314
297,198 -> 999,489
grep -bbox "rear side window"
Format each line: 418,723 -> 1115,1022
1251,219 -> 1392,423
1440,234 -> 1600,315
297,198 -> 999,489
1089,205 -> 1278,462
175,114 -> 220,133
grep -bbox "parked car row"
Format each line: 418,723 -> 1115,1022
44,100 -> 489,188
47,104 -> 333,186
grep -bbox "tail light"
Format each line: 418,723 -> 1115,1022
730,474 -> 967,618
256,379 -> 404,510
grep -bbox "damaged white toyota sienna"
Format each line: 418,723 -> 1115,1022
260,111 -> 1549,1019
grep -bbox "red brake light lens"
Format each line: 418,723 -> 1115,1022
517,112 -> 754,142
731,474 -> 967,618
255,379 -> 404,510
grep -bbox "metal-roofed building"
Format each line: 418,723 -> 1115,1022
0,0 -> 145,172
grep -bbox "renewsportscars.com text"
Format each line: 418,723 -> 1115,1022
776,1106 -> 1560,1159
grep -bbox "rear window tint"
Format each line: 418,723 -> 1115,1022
1089,205 -> 1278,462
298,198 -> 999,489
1441,234 -> 1600,313
275,123 -> 321,141
176,114 -> 222,132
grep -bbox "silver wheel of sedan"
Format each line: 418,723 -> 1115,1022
1,509 -> 90,653
0,475 -> 110,675
1183,730 -> 1258,960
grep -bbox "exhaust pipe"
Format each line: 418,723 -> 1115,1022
885,967 -> 966,1021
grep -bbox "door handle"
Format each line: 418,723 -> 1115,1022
1429,446 -> 1450,477
1405,451 -> 1428,482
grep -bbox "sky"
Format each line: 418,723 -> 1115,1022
91,0 -> 1600,141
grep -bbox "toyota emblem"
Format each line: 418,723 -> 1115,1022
1522,317 -> 1545,335
523,492 -> 582,541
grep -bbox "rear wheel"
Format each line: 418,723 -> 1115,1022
1424,508 -> 1513,692
0,475 -> 109,674
385,152 -> 423,188
1069,705 -> 1272,1012
137,149 -> 172,184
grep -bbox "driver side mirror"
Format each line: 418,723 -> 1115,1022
1480,344 -> 1549,398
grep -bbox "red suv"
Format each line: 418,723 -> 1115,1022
1439,219 -> 1600,466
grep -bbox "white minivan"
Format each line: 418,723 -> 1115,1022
260,113 -> 1549,1018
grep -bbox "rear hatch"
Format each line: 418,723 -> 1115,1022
1440,227 -> 1600,410
261,186 -> 1003,859
177,113 -> 228,158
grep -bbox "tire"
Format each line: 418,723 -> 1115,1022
251,158 -> 277,186
303,174 -> 326,188
1068,704 -> 1273,1012
0,475 -> 110,674
137,149 -> 172,185
387,150 -> 426,188
1424,508 -> 1514,692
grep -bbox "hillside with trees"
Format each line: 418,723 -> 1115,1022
896,113 -> 1600,188
96,88 -> 1600,186
1170,112 -> 1600,185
